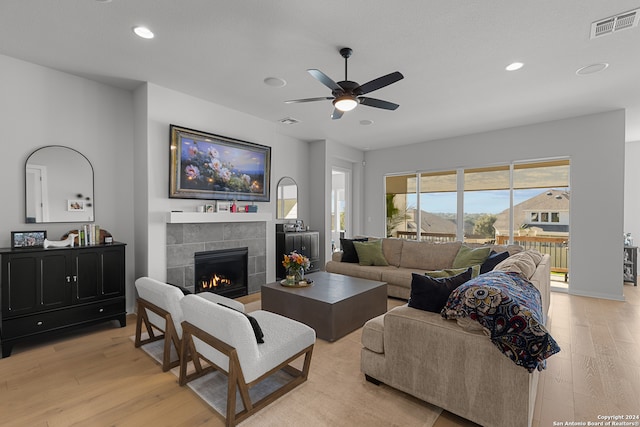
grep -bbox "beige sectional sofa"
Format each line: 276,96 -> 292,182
325,238 -> 526,300
325,237 -> 551,427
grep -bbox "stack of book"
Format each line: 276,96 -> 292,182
77,224 -> 101,246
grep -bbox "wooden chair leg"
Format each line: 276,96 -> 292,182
134,300 -> 158,347
179,321 -> 315,427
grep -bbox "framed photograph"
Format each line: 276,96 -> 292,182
11,230 -> 47,249
169,125 -> 271,202
216,201 -> 231,212
67,199 -> 85,212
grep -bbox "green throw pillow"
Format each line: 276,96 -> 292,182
353,240 -> 389,266
426,265 -> 480,279
452,245 -> 492,269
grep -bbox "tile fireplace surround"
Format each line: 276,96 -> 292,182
166,222 -> 266,294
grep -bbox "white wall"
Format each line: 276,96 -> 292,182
137,83 -> 310,284
625,140 -> 640,246
308,140 -> 365,266
0,54 -> 137,309
363,111 -> 626,301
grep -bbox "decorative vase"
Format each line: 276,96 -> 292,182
287,266 -> 304,284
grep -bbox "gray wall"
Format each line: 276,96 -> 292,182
0,54 -> 137,310
362,111 -> 626,301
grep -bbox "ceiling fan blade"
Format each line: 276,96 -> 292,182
308,69 -> 343,92
359,97 -> 400,110
285,96 -> 333,104
331,108 -> 344,120
358,71 -> 404,95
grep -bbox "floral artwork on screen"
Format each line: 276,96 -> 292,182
170,125 -> 271,201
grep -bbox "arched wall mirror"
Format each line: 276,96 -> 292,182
25,146 -> 95,223
276,176 -> 298,219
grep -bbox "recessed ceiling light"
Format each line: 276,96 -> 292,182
576,63 -> 609,76
132,26 -> 154,39
505,62 -> 524,71
263,77 -> 286,87
360,120 -> 374,126
95,0 -> 112,3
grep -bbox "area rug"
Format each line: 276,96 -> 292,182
132,326 -> 442,426
132,336 -> 295,419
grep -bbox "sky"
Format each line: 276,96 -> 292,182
409,188 -> 554,215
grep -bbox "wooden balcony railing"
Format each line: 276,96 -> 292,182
395,231 -> 569,280
496,235 -> 569,279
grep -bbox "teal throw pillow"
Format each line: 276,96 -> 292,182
452,245 -> 492,269
353,239 -> 389,266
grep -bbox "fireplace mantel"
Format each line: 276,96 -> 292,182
166,211 -> 272,224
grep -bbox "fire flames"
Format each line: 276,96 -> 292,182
201,273 -> 232,289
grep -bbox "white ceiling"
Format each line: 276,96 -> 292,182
2,1 -> 640,150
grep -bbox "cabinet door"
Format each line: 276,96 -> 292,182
75,250 -> 101,302
2,252 -> 70,316
100,246 -> 125,297
40,252 -> 72,308
308,232 -> 319,260
2,255 -> 38,316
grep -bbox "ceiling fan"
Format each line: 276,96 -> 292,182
285,47 -> 404,120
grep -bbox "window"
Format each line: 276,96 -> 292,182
385,174 -> 416,238
463,166 -> 510,244
384,159 -> 570,286
418,170 -> 458,242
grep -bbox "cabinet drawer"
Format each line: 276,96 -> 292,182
2,299 -> 125,340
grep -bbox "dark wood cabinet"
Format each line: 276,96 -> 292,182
276,231 -> 320,280
624,245 -> 637,286
1,243 -> 126,357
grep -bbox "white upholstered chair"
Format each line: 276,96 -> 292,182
178,294 -> 315,427
134,276 -> 244,371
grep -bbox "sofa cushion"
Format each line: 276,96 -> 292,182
399,240 -> 462,270
354,240 -> 389,266
426,266 -> 480,279
479,251 -> 510,274
361,314 -> 385,354
469,243 -> 523,256
382,238 -> 404,267
325,261 -> 390,282
493,250 -> 543,279
452,245 -> 492,269
340,237 -> 368,263
408,268 -> 473,313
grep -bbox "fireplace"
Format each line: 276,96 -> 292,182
194,247 -> 248,298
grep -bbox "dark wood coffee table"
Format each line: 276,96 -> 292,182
261,271 -> 387,342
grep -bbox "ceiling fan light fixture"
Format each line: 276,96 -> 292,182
334,96 -> 358,112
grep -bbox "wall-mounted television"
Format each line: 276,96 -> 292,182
169,125 -> 271,202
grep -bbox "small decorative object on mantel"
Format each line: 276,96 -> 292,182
44,233 -> 78,249
216,201 -> 231,212
281,251 -> 311,286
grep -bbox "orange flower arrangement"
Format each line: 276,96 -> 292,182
282,251 -> 310,272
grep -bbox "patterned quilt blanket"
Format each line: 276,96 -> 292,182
441,271 -> 560,372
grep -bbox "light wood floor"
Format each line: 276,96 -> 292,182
0,285 -> 638,427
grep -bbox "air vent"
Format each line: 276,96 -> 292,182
278,117 -> 300,125
591,8 -> 639,38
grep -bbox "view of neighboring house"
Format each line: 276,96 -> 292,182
494,189 -> 569,240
